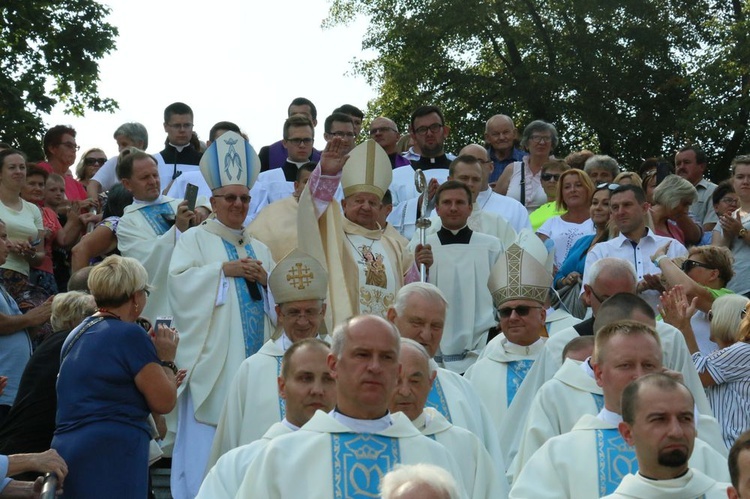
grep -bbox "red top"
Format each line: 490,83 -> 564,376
38,162 -> 87,201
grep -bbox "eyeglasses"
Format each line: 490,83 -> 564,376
681,260 -> 714,273
529,135 -> 552,144
214,193 -> 251,204
413,123 -> 444,135
541,173 -> 561,182
498,305 -> 543,318
588,287 -> 608,304
140,288 -> 151,297
135,317 -> 152,332
84,157 -> 107,166
59,141 -> 80,151
328,131 -> 356,139
282,309 -> 322,321
287,138 -> 314,146
369,127 -> 398,135
719,197 -> 739,205
167,123 -> 194,130
707,308 -> 746,322
596,183 -> 620,191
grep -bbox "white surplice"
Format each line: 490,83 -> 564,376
235,411 -> 467,498
510,414 -> 730,499
602,469 -> 730,499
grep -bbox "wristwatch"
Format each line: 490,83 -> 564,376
160,360 -> 178,375
740,228 -> 748,240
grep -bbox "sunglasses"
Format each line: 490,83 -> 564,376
214,194 -> 251,204
707,308 -> 746,322
498,305 -> 543,318
541,173 -> 561,182
681,260 -> 714,273
596,183 -> 619,191
84,157 -> 107,166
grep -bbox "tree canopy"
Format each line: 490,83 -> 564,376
326,0 -> 750,179
0,1 -> 118,159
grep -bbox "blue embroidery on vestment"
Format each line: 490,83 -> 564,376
221,240 -> 265,357
506,360 -> 534,406
139,203 -> 174,235
425,376 -> 452,422
596,428 -> 638,496
275,356 -> 286,419
591,393 -> 604,413
331,433 -> 400,498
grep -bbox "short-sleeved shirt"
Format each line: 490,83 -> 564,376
718,210 -> 750,295
0,286 -> 31,407
0,199 -> 44,276
693,341 -> 750,447
691,178 -> 718,226
538,216 -> 595,270
55,317 -> 159,436
529,202 -> 566,232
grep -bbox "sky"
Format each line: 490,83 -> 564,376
45,0 -> 376,161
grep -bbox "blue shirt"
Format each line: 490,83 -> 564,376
488,147 -> 526,183
0,285 -> 31,407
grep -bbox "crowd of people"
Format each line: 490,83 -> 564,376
1,97 -> 750,498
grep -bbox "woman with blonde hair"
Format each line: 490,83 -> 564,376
74,148 -> 107,188
52,255 -> 179,498
650,174 -> 703,245
529,160 -> 569,231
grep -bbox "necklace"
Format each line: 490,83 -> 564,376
345,233 -> 376,265
97,309 -> 121,320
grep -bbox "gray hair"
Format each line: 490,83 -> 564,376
584,155 -> 620,178
113,122 -> 148,150
380,463 -> 460,499
330,315 -> 401,359
392,282 -> 448,316
652,174 -> 698,210
585,257 -> 637,289
520,120 -> 558,150
51,291 -> 96,331
710,294 -> 750,345
400,338 -> 436,376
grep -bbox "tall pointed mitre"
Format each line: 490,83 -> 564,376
489,229 -> 554,306
268,248 -> 328,304
341,139 -> 392,199
199,131 -> 261,190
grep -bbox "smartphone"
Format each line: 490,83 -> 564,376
656,161 -> 670,186
184,183 -> 199,212
155,316 -> 174,331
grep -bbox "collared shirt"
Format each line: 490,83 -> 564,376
488,146 -> 526,184
691,178 -> 718,226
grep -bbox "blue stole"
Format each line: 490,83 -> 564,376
425,376 -> 452,423
275,356 -> 286,419
596,428 -> 638,496
138,202 -> 174,235
506,359 -> 534,406
591,393 -> 604,413
331,433 -> 400,498
220,240 -> 266,357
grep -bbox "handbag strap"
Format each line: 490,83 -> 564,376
60,317 -> 106,362
519,162 -> 526,207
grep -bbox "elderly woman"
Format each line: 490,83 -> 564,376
529,160 -> 569,231
663,292 -> 750,448
650,174 -> 702,245
74,148 -> 107,189
38,125 -> 87,201
583,155 -> 619,185
651,244 -> 735,354
494,120 -> 557,213
537,169 -> 596,271
0,292 -> 95,460
52,255 -> 179,498
613,171 -> 642,186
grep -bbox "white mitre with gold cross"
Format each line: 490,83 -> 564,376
199,130 -> 261,191
268,248 -> 328,304
489,228 -> 554,306
341,139 -> 392,199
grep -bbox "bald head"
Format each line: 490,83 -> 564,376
369,117 -> 401,153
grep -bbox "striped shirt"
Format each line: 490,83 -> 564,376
693,341 -> 750,448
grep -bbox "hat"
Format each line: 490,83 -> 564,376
341,139 -> 392,199
489,229 -> 553,306
268,249 -> 328,304
199,131 -> 260,191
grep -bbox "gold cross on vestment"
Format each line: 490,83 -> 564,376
287,263 -> 314,289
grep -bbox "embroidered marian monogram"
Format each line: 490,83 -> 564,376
223,137 -> 243,181
506,359 -> 534,406
332,434 -> 400,499
596,428 -> 638,496
425,376 -> 453,423
221,240 -> 265,357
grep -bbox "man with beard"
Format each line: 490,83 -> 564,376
603,374 -> 730,498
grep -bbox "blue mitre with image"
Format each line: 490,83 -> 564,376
199,130 -> 260,190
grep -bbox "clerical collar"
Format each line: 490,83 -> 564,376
596,407 -> 623,426
133,195 -> 167,206
638,468 -> 690,482
411,410 -> 432,431
281,418 -> 300,431
437,225 -> 472,245
169,142 -> 189,153
209,218 -> 244,234
331,408 -> 393,432
580,356 -> 595,378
